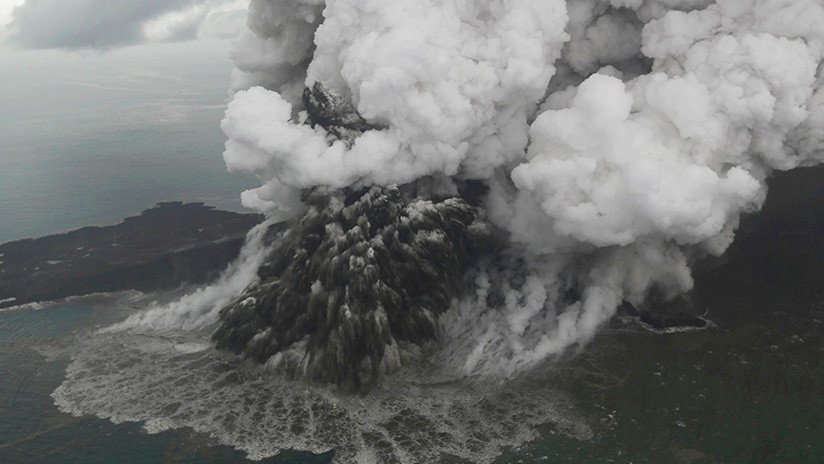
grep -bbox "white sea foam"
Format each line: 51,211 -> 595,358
53,328 -> 590,463
0,291 -> 146,314
0,300 -> 46,313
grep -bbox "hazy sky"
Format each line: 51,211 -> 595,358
0,0 -> 246,49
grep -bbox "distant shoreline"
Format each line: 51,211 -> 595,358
0,202 -> 262,310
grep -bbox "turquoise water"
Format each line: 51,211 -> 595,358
0,42 -> 257,243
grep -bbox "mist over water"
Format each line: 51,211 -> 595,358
0,41 -> 256,243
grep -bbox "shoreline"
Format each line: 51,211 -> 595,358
0,202 -> 262,310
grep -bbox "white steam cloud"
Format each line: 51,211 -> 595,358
116,219 -> 276,332
204,0 -> 824,376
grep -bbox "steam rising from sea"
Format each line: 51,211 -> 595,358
55,0 -> 824,462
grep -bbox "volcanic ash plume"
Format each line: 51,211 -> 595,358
195,0 -> 824,386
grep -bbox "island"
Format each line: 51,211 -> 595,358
0,202 -> 262,309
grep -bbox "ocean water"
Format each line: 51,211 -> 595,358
0,41 -> 257,243
0,297 -> 332,463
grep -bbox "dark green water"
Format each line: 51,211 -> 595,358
2,295 -> 821,463
502,307 -> 824,464
499,167 -> 824,464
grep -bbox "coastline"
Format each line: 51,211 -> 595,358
0,202 -> 262,310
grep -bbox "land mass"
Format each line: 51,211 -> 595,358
0,202 -> 263,309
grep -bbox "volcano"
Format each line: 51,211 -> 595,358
213,85 -> 493,389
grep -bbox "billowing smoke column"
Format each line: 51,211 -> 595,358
216,0 -> 824,386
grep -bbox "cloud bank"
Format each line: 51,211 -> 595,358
4,0 -> 247,49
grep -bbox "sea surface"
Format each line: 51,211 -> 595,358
1,257 -> 821,464
0,295 -> 330,464
0,41 -> 257,243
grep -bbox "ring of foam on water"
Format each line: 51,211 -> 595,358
53,328 -> 590,463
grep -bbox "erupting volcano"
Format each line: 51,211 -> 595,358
195,0 -> 824,386
43,1 -> 824,462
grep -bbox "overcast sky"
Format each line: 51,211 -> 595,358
0,0 -> 247,50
